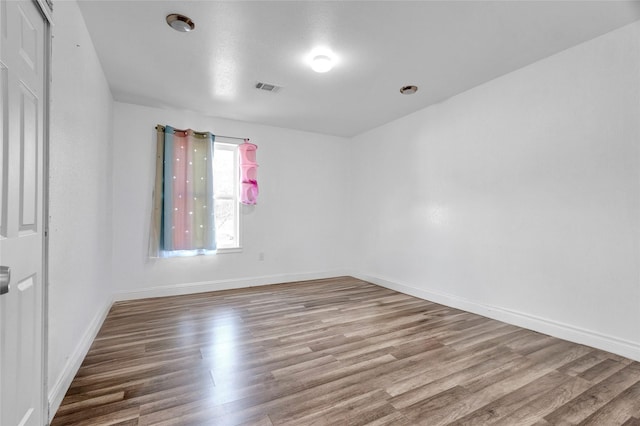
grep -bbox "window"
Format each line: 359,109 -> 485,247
213,142 -> 241,251
150,126 -> 242,258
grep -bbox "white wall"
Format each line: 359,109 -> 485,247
48,0 -> 114,416
351,22 -> 640,360
111,102 -> 351,299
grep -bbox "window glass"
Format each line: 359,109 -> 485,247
213,143 -> 240,250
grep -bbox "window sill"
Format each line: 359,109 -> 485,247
154,247 -> 242,258
216,247 -> 243,254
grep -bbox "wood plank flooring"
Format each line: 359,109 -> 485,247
52,276 -> 640,425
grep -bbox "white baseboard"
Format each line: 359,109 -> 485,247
113,270 -> 351,301
48,298 -> 113,422
354,272 -> 640,362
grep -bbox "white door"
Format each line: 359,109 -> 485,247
0,1 -> 48,425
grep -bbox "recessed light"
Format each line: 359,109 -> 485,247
166,14 -> 195,32
400,85 -> 418,95
311,55 -> 333,73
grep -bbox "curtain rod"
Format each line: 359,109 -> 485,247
156,125 -> 249,142
215,135 -> 249,142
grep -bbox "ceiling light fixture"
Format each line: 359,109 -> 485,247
166,14 -> 195,32
400,85 -> 418,95
311,54 -> 333,73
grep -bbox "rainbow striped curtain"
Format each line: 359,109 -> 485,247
149,125 -> 216,256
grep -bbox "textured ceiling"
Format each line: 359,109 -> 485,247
77,1 -> 640,137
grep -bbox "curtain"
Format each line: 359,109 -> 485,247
150,125 -> 216,256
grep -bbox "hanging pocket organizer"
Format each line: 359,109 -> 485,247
239,140 -> 258,205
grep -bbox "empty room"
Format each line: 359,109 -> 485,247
2,0 -> 640,425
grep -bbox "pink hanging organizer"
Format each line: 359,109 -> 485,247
239,140 -> 258,204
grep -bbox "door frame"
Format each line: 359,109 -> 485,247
32,0 -> 51,422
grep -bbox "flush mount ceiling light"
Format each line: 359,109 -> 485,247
311,54 -> 333,73
400,85 -> 418,95
166,14 -> 195,32
307,47 -> 336,73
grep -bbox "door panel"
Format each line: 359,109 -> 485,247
16,274 -> 37,424
0,1 -> 46,425
0,63 -> 7,237
19,82 -> 38,232
0,1 -> 6,40
18,6 -> 37,72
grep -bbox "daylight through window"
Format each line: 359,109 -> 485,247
213,142 -> 241,250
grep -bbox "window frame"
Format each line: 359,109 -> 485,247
213,141 -> 242,253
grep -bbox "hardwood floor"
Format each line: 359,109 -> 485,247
52,276 -> 640,425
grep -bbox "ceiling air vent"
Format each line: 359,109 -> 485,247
255,82 -> 281,93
